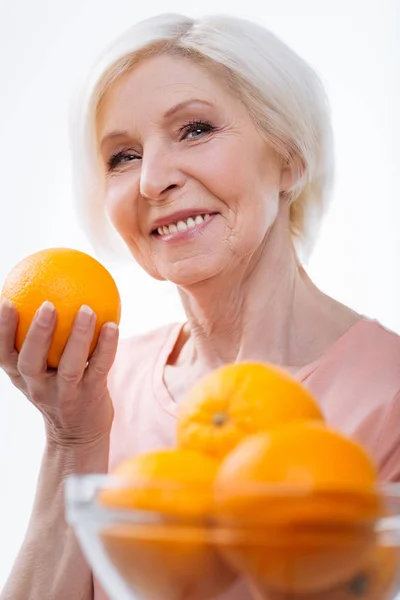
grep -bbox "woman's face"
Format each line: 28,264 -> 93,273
97,54 -> 291,285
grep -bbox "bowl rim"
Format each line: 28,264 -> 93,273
64,475 -> 400,543
64,474 -> 400,497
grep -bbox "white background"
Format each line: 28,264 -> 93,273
0,0 -> 399,591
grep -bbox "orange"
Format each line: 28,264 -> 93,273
213,421 -> 381,595
100,448 -> 220,516
99,449 -> 237,600
0,247 -> 121,368
177,362 -> 324,460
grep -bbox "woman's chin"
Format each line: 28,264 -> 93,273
160,257 -> 224,288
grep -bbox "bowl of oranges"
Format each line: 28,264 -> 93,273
66,362 -> 400,600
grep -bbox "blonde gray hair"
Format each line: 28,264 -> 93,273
69,13 -> 334,263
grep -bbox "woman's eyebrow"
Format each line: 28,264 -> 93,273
163,99 -> 214,119
100,99 -> 215,148
100,130 -> 130,149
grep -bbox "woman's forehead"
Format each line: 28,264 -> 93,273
96,54 -> 232,132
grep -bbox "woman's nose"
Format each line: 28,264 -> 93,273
139,148 -> 185,202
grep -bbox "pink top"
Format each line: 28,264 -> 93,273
94,316 -> 400,600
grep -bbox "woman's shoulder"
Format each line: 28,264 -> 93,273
310,316 -> 400,388
348,319 -> 400,481
349,317 -> 400,373
305,317 -> 400,480
361,316 -> 400,346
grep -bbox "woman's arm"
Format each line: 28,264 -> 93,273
0,298 -> 119,600
0,435 -> 109,600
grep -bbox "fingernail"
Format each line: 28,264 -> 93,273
0,298 -> 15,321
0,297 -> 14,311
102,322 -> 118,339
76,305 -> 94,329
37,301 -> 56,326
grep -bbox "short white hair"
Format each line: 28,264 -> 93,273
69,13 -> 334,263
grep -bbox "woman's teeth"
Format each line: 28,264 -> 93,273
157,213 -> 211,236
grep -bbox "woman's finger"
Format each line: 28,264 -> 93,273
84,321 -> 119,388
56,305 -> 96,386
0,298 -> 22,382
17,301 -> 57,379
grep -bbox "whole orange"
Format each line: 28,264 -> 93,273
99,449 -> 237,600
177,362 -> 324,460
214,422 -> 381,595
0,248 -> 121,368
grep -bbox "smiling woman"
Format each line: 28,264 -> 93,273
72,14 -> 333,268
0,11 -> 399,600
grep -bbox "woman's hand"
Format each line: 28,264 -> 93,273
0,298 -> 119,446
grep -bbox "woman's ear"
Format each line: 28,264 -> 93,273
280,159 -> 294,192
280,154 -> 305,193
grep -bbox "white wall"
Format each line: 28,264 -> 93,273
0,0 -> 399,590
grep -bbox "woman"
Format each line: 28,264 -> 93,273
0,12 -> 399,600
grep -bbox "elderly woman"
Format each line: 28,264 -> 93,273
0,12 -> 399,600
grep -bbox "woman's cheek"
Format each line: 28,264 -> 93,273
105,176 -> 137,234
206,148 -> 254,207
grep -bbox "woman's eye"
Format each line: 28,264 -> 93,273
107,150 -> 140,171
179,120 -> 214,141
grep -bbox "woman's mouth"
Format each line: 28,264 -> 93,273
152,213 -> 217,241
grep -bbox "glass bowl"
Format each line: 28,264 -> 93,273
65,475 -> 400,600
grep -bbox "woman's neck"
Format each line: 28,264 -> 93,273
177,212 -> 359,373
